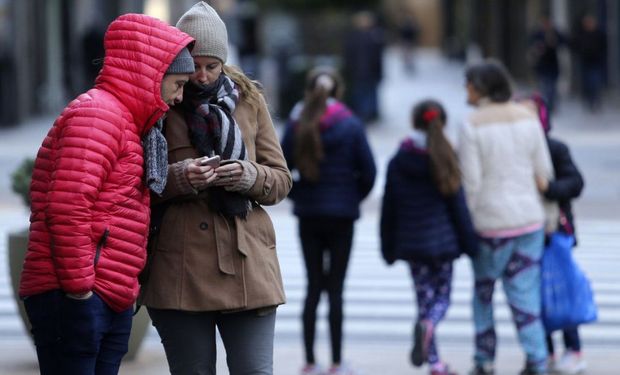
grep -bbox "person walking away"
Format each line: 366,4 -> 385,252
381,100 -> 478,375
524,94 -> 586,375
528,14 -> 566,113
281,66 -> 377,375
19,14 -> 195,375
459,60 -> 554,375
398,11 -> 420,74
571,14 -> 607,112
138,2 -> 292,375
343,10 -> 385,123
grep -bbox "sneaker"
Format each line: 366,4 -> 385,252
430,362 -> 458,375
411,320 -> 433,367
555,351 -> 586,374
519,367 -> 548,375
468,363 -> 495,375
327,363 -> 358,375
301,364 -> 324,375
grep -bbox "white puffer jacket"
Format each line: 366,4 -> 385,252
458,100 -> 553,233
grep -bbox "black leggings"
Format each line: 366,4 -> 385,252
299,217 -> 354,365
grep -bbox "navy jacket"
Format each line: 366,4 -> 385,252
544,137 -> 584,240
380,140 -> 478,264
281,101 -> 376,220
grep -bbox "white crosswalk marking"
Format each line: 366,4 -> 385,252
269,210 -> 620,347
1,209 -> 618,349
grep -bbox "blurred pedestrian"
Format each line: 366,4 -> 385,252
380,99 -> 478,375
572,14 -> 607,111
528,14 -> 566,113
137,2 -> 292,375
343,10 -> 385,123
281,66 -> 377,375
523,93 -> 587,375
19,14 -> 195,375
459,60 -> 554,375
398,12 -> 420,74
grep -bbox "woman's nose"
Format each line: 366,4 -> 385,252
196,69 -> 208,84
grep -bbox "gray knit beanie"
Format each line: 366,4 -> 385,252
166,47 -> 195,74
176,2 -> 228,63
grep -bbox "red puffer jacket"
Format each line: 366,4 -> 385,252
19,14 -> 194,312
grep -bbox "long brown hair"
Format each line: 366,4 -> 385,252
294,66 -> 344,182
223,64 -> 262,112
412,100 -> 461,196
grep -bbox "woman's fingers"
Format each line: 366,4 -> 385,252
215,162 -> 242,175
186,163 -> 218,189
186,160 -> 242,189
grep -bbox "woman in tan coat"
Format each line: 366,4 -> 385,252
138,2 -> 292,374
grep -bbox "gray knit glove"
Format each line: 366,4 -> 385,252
225,160 -> 257,193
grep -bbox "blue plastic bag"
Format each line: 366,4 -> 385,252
541,232 -> 598,332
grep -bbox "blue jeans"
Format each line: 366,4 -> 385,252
537,74 -> 558,113
472,229 -> 548,372
581,65 -> 603,110
24,289 -> 132,375
349,81 -> 379,122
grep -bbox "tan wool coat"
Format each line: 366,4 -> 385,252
139,93 -> 292,312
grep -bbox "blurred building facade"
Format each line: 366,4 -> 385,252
438,0 -> 620,93
1,0 -> 618,126
0,0 -> 144,126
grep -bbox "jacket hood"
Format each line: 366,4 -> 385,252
393,138 -> 431,179
95,14 -> 195,135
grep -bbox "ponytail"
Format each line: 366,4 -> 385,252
413,100 -> 461,196
294,82 -> 330,182
294,67 -> 343,182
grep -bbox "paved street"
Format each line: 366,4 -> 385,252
0,48 -> 619,374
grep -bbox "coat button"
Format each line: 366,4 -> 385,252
199,222 -> 208,230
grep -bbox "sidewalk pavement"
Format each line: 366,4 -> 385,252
1,337 -> 618,375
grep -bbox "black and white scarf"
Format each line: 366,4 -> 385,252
183,74 -> 250,218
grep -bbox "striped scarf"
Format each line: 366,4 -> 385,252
183,75 -> 247,160
183,74 -> 251,218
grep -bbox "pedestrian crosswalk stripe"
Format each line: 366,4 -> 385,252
1,218 -> 619,347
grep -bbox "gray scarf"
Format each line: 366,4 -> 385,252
143,118 -> 168,195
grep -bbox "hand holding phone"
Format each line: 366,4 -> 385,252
200,155 -> 221,168
187,156 -> 220,190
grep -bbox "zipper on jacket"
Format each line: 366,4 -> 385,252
94,229 -> 109,267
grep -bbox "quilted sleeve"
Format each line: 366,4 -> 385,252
353,119 -> 376,201
45,104 -> 122,294
380,159 -> 397,265
458,122 -> 482,210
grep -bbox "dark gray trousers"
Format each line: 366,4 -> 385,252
147,308 -> 276,375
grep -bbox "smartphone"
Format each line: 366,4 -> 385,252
200,155 -> 221,168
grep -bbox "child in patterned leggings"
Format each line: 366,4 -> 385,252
381,100 -> 478,375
